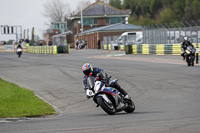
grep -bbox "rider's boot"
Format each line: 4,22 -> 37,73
115,84 -> 130,100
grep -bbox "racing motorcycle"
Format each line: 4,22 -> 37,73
16,47 -> 22,58
86,74 -> 135,115
185,45 -> 195,66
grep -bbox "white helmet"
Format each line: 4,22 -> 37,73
184,37 -> 188,41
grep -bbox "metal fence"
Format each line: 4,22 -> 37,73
102,36 -> 120,50
143,21 -> 200,44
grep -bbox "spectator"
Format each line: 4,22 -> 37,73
39,40 -> 43,46
25,39 -> 30,47
98,38 -> 101,49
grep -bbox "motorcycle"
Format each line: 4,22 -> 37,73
16,47 -> 22,58
185,45 -> 195,66
76,40 -> 85,50
86,74 -> 135,115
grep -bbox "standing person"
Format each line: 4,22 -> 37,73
85,39 -> 87,49
25,39 -> 30,47
76,39 -> 79,50
39,40 -> 43,46
97,38 -> 101,49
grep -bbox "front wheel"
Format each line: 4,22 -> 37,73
190,55 -> 194,66
97,96 -> 115,115
187,56 -> 190,66
124,99 -> 135,113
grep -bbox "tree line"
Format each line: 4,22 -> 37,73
109,0 -> 200,26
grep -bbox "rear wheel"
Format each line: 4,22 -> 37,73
97,96 -> 115,115
124,99 -> 135,113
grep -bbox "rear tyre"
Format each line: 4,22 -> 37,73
124,99 -> 135,113
97,96 -> 115,115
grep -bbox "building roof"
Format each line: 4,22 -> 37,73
52,31 -> 72,38
73,1 -> 128,18
76,23 -> 142,36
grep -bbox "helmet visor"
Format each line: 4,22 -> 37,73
83,69 -> 91,76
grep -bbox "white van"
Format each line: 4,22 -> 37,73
118,31 -> 143,45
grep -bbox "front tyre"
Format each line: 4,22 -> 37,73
97,96 -> 115,115
191,55 -> 194,66
124,99 -> 135,113
187,56 -> 190,66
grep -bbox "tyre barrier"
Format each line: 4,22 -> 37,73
125,44 -> 200,55
26,45 -> 70,54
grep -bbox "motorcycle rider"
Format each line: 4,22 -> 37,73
181,37 -> 194,60
82,63 -> 129,99
17,40 -> 22,49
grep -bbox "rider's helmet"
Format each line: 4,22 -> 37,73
184,37 -> 188,43
82,63 -> 93,76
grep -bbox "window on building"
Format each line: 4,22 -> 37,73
110,17 -> 123,24
83,18 -> 98,26
106,18 -> 110,25
105,17 -> 123,25
93,18 -> 98,25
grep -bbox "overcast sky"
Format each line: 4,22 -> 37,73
0,0 -> 96,41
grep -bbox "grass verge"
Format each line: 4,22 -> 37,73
0,78 -> 56,118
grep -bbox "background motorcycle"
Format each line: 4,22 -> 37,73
16,47 -> 22,58
185,45 -> 195,66
86,74 -> 135,115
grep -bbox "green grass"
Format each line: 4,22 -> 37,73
0,79 -> 56,118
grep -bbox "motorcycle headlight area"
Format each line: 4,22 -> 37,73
186,50 -> 190,54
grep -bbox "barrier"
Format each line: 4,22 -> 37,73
120,45 -> 124,51
124,44 -> 199,56
103,45 -> 107,50
156,44 -> 165,55
132,45 -> 137,54
26,46 -> 62,54
142,44 -> 150,54
172,44 -> 181,55
108,44 -> 111,50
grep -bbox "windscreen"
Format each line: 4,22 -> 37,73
87,76 -> 95,89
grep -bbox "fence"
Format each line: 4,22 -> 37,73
143,21 -> 200,44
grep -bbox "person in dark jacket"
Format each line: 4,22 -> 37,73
17,40 -> 22,49
82,63 -> 129,99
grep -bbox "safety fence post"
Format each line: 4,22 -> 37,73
196,44 -> 199,64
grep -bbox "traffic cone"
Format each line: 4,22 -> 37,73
108,49 -> 110,53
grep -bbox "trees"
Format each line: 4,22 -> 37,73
192,0 -> 200,20
75,0 -> 91,13
43,0 -> 71,22
121,0 -> 200,26
109,0 -> 122,9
